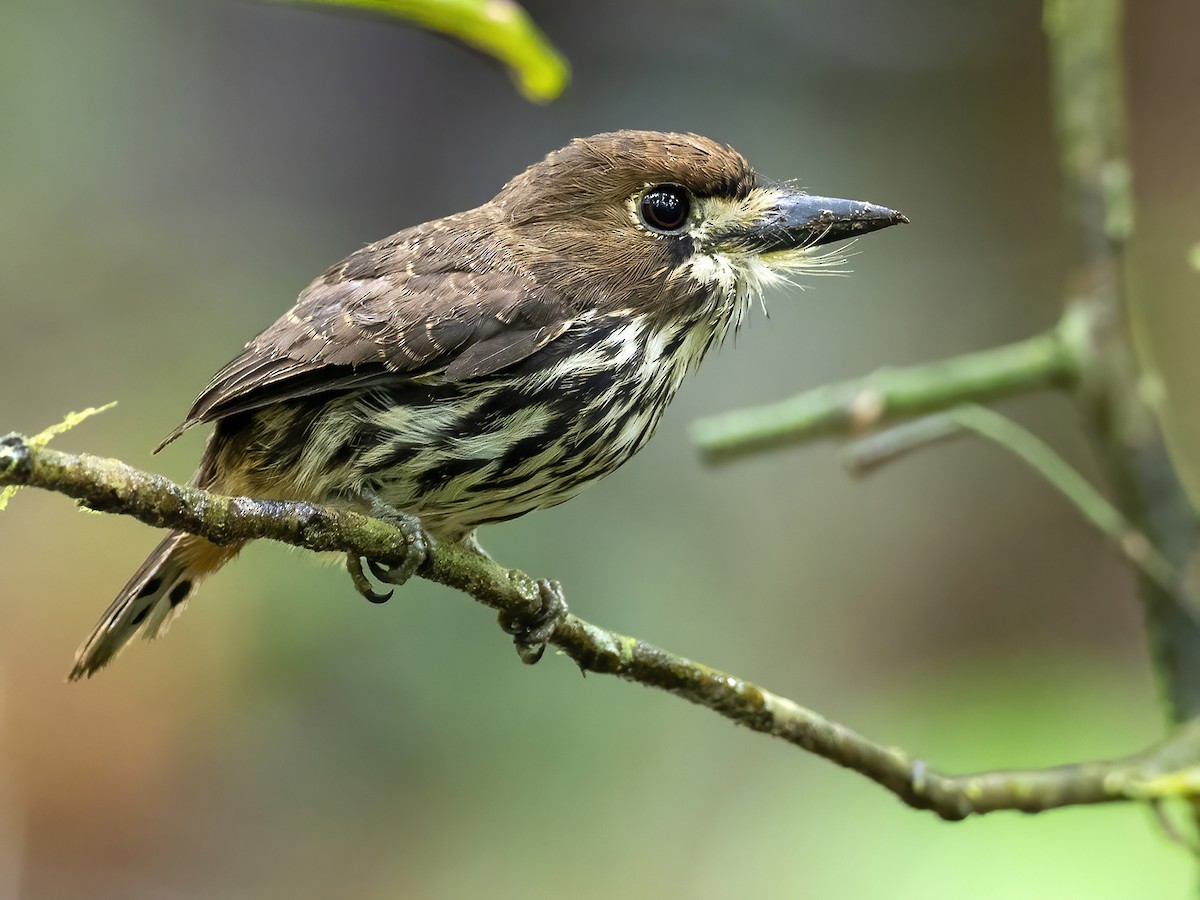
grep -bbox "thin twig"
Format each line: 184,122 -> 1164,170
846,405 -> 1190,610
691,313 -> 1082,465
6,429 -> 1200,820
841,413 -> 963,475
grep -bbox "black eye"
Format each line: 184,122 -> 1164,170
639,184 -> 691,232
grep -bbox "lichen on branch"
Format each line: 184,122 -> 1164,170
5,427 -> 1200,822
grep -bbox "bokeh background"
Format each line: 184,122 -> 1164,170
2,1 -> 1199,897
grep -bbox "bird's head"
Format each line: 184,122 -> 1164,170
494,130 -> 906,330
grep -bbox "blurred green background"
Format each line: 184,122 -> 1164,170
2,1 -> 1200,897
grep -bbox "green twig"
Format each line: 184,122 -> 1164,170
692,315 -> 1081,465
845,405 -> 1189,608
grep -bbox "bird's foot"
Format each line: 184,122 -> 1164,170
345,492 -> 432,604
498,579 -> 567,664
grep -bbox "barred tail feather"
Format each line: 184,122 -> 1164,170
69,531 -> 238,680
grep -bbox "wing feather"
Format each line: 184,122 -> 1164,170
156,226 -> 574,451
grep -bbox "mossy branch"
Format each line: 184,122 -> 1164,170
6,430 -> 1200,822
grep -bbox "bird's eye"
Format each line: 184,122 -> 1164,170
639,184 -> 691,232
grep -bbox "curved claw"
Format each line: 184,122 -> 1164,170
343,492 -> 434,603
360,491 -> 431,587
362,585 -> 393,605
367,558 -> 399,584
516,639 -> 547,665
366,534 -> 427,587
498,578 -> 568,665
347,553 -> 394,604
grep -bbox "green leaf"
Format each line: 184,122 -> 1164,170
273,0 -> 570,102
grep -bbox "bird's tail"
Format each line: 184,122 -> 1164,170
69,531 -> 241,680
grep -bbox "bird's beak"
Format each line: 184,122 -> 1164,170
752,189 -> 908,252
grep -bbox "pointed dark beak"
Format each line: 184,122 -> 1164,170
754,190 -> 908,251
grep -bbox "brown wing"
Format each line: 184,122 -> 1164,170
156,226 -> 574,451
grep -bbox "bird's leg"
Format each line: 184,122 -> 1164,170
456,529 -> 493,561
498,578 -> 568,665
345,489 -> 432,603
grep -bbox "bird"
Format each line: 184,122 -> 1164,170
69,130 -> 906,679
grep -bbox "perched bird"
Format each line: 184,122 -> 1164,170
70,130 -> 905,678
